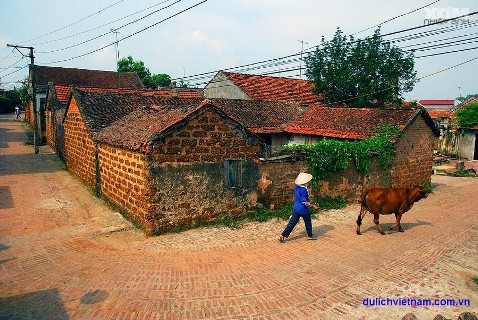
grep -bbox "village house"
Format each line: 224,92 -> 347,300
254,104 -> 439,204
453,98 -> 478,160
64,87 -> 310,233
57,78 -> 439,234
203,70 -> 319,105
29,65 -> 144,146
419,99 -> 455,110
46,82 -> 201,159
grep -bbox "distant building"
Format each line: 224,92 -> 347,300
418,99 -> 455,110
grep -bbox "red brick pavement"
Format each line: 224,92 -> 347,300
0,113 -> 477,319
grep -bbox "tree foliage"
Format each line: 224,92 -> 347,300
456,103 -> 478,128
283,124 -> 403,189
305,28 -> 417,108
456,93 -> 478,103
0,87 -> 23,113
117,55 -> 171,89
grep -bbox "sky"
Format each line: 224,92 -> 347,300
0,0 -> 477,102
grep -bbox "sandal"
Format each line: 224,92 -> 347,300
308,237 -> 317,240
278,236 -> 286,243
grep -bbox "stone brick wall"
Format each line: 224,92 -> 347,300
391,116 -> 435,188
98,144 -> 156,233
151,110 -> 260,163
46,109 -> 54,149
258,117 -> 435,208
258,156 -> 389,208
64,98 -> 97,189
147,109 -> 261,233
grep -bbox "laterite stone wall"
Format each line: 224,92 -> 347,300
98,144 -> 156,233
64,98 -> 97,189
148,109 -> 261,233
391,116 -> 435,188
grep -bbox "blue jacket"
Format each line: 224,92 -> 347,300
293,185 -> 310,214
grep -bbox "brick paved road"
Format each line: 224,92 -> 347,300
0,113 -> 477,319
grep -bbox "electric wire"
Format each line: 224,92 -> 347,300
18,0 -> 126,44
29,0 -> 175,47
39,0 -> 208,65
36,0 -> 183,54
352,0 -> 441,35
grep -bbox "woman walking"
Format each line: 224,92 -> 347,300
279,172 -> 319,243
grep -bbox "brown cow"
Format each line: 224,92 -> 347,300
356,186 -> 428,235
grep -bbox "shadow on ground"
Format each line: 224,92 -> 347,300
0,289 -> 70,320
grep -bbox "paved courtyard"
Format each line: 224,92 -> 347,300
0,113 -> 477,319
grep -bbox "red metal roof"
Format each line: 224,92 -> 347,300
419,99 -> 455,106
224,72 -> 319,105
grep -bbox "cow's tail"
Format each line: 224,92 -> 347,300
356,189 -> 370,226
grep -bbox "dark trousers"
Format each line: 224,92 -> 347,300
281,212 -> 313,238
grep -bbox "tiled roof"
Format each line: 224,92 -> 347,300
223,71 -> 319,105
210,99 -> 305,134
33,65 -> 144,89
427,110 -> 452,119
54,85 -> 72,103
96,103 -> 204,151
285,104 -> 438,139
70,88 -> 202,140
419,99 -> 455,106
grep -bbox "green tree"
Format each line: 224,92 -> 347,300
305,28 -> 417,108
456,93 -> 478,103
456,103 -> 478,128
117,55 -> 171,89
0,88 -> 22,113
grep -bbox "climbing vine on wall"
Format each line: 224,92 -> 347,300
283,124 -> 403,187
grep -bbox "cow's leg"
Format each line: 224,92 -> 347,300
356,205 -> 368,235
397,213 -> 404,232
388,213 -> 400,231
373,213 -> 386,235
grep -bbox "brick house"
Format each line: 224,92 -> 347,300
211,98 -> 304,152
63,88 -> 265,234
46,83 -> 201,159
252,104 -> 439,206
30,65 -> 144,145
203,71 -> 320,105
203,71 -> 311,148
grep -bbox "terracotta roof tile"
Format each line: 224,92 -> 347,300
33,65 -> 144,89
284,104 -> 436,139
54,85 -> 72,103
96,103 -> 203,151
224,72 -> 319,105
427,110 -> 453,119
70,88 -> 202,140
210,98 -> 305,134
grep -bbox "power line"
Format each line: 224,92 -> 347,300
18,0 -> 126,44
29,0 -> 175,47
39,0 -> 208,65
36,0 -> 183,54
175,12 -> 478,83
352,0 -> 442,35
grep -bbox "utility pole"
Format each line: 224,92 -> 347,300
7,44 -> 38,154
298,40 -> 308,80
298,40 -> 308,102
111,29 -> 120,66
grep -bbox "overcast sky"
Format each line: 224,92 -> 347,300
1,0 -> 477,102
